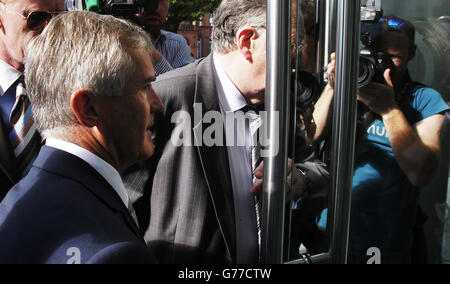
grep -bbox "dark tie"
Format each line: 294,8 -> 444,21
9,77 -> 41,175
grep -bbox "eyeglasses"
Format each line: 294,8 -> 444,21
379,18 -> 407,31
0,2 -> 55,31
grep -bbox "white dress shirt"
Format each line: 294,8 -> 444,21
0,59 -> 22,97
45,138 -> 130,209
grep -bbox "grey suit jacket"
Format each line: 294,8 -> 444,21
140,55 -> 236,263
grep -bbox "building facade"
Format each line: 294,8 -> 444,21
178,13 -> 213,59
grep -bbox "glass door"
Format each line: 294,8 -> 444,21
263,0 -> 450,264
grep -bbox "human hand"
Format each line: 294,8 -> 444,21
325,53 -> 336,89
286,166 -> 308,201
357,69 -> 398,116
250,158 -> 297,197
250,162 -> 264,196
299,106 -> 316,134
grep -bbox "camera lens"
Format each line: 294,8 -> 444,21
358,56 -> 375,88
292,71 -> 320,114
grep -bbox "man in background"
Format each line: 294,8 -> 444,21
134,0 -> 194,75
311,15 -> 449,263
0,0 -> 65,200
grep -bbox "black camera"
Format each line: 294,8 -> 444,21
357,6 -> 394,88
354,5 -> 395,153
291,70 -> 321,139
292,71 -> 321,116
358,48 -> 394,88
66,0 -> 159,18
102,0 -> 158,17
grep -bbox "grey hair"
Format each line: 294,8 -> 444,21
211,0 -> 267,54
24,11 -> 153,137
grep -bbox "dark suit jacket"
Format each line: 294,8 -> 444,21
0,145 -> 156,264
139,55 -> 236,263
0,112 -> 20,200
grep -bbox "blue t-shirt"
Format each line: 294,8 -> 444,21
350,86 -> 449,255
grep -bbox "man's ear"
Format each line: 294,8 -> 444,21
70,90 -> 99,128
236,27 -> 259,63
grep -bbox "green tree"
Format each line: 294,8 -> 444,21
165,0 -> 221,32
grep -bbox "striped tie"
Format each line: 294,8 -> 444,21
9,78 -> 41,176
246,106 -> 263,263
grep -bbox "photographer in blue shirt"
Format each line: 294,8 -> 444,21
311,15 -> 449,264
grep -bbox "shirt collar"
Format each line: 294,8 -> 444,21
45,138 -> 130,209
213,53 -> 248,113
0,59 -> 22,97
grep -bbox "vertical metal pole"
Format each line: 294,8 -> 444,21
262,0 -> 291,264
315,0 -> 326,80
321,0 -> 337,81
328,0 -> 360,264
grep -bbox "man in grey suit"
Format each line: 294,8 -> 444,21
130,0 -> 302,264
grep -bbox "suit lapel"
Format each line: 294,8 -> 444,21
193,55 -> 236,262
0,113 -> 20,187
33,146 -> 142,240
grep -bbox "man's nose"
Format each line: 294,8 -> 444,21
150,91 -> 164,113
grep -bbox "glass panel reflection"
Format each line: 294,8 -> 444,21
285,0 -> 449,264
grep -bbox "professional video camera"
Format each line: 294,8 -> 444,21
357,5 -> 394,88
355,4 -> 396,153
65,0 -> 158,18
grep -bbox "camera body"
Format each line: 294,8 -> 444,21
355,5 -> 396,153
358,48 -> 394,88
357,5 -> 394,88
102,0 -> 158,17
66,0 -> 159,18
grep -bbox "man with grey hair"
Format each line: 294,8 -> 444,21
133,0 -> 278,264
0,11 -> 162,264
